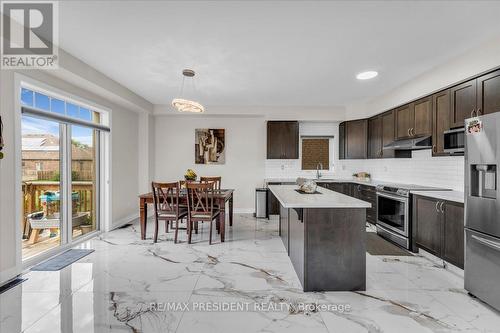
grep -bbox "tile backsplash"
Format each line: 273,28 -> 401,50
266,121 -> 464,191
265,150 -> 464,191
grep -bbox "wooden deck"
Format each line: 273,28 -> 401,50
22,228 -> 85,260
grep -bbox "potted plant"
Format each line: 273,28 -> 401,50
80,216 -> 93,235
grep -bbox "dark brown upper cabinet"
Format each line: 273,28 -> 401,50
477,69 -> 500,116
267,121 -> 299,159
368,116 -> 382,159
338,122 -> 345,159
381,110 -> 396,158
450,79 -> 477,128
413,96 -> 433,137
345,119 -> 368,159
432,90 -> 451,156
395,98 -> 432,139
395,104 -> 413,139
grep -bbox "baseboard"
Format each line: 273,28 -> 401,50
0,267 -> 21,288
110,210 -> 150,231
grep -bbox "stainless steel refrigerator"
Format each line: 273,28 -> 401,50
465,112 -> 500,311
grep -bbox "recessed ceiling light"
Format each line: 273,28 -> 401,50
356,71 -> 378,80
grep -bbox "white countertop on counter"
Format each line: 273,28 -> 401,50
265,178 -> 395,187
411,190 -> 465,204
268,184 -> 372,209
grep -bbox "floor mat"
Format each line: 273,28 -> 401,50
31,249 -> 94,271
366,232 -> 413,256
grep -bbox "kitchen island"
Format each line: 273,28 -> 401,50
268,184 -> 371,292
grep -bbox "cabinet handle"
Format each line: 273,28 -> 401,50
411,128 -> 415,136
439,201 -> 445,213
471,109 -> 476,118
477,108 -> 482,116
435,201 -> 440,213
433,145 -> 437,153
358,185 -> 361,192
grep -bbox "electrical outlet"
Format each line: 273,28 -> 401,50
281,164 -> 284,170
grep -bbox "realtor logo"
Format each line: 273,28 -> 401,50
1,1 -> 58,69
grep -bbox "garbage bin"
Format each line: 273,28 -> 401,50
255,188 -> 268,218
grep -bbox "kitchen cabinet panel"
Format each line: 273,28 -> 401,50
414,195 -> 464,268
345,119 -> 368,159
443,201 -> 465,269
450,79 -> 477,128
413,97 -> 433,137
289,208 -> 305,286
477,69 -> 500,116
267,121 -> 299,159
280,204 -> 289,253
395,104 -> 413,139
368,116 -> 382,159
381,110 -> 396,158
339,122 -> 346,160
432,90 -> 451,156
415,196 -> 442,256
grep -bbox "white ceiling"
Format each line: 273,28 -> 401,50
59,1 -> 500,108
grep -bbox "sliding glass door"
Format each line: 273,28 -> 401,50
21,115 -> 63,259
71,125 -> 99,240
20,87 -> 106,262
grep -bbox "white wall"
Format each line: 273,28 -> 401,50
154,115 -> 266,212
346,35 -> 500,119
155,105 -> 346,121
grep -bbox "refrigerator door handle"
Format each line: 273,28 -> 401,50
472,234 -> 500,252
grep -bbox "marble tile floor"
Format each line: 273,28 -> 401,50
1,214 -> 500,333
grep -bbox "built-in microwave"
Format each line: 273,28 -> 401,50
444,127 -> 465,155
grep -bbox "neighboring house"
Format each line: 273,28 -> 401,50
22,134 -> 94,181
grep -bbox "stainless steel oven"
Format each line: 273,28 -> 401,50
444,127 -> 465,155
376,189 -> 410,249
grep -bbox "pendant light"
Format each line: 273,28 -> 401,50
172,69 -> 205,113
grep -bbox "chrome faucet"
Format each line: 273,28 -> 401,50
316,163 -> 323,179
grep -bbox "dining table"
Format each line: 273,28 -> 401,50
138,189 -> 234,242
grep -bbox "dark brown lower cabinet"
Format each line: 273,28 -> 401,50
414,195 -> 464,268
415,196 -> 442,256
267,183 -> 281,215
279,204 -> 289,253
319,182 -> 376,224
443,201 -> 465,268
289,208 -> 305,285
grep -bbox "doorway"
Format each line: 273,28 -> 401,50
20,87 -> 105,262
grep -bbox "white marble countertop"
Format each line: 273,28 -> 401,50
411,190 -> 465,204
268,184 -> 372,209
265,177 -> 395,187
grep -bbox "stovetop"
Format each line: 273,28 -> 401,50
376,183 -> 450,197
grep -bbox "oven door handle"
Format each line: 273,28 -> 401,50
377,192 -> 408,203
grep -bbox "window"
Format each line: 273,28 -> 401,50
21,88 -> 99,123
301,138 -> 330,170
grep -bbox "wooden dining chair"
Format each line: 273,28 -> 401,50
186,182 -> 221,245
200,176 -> 222,190
151,181 -> 188,243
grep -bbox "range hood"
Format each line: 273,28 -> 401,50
383,135 -> 432,151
